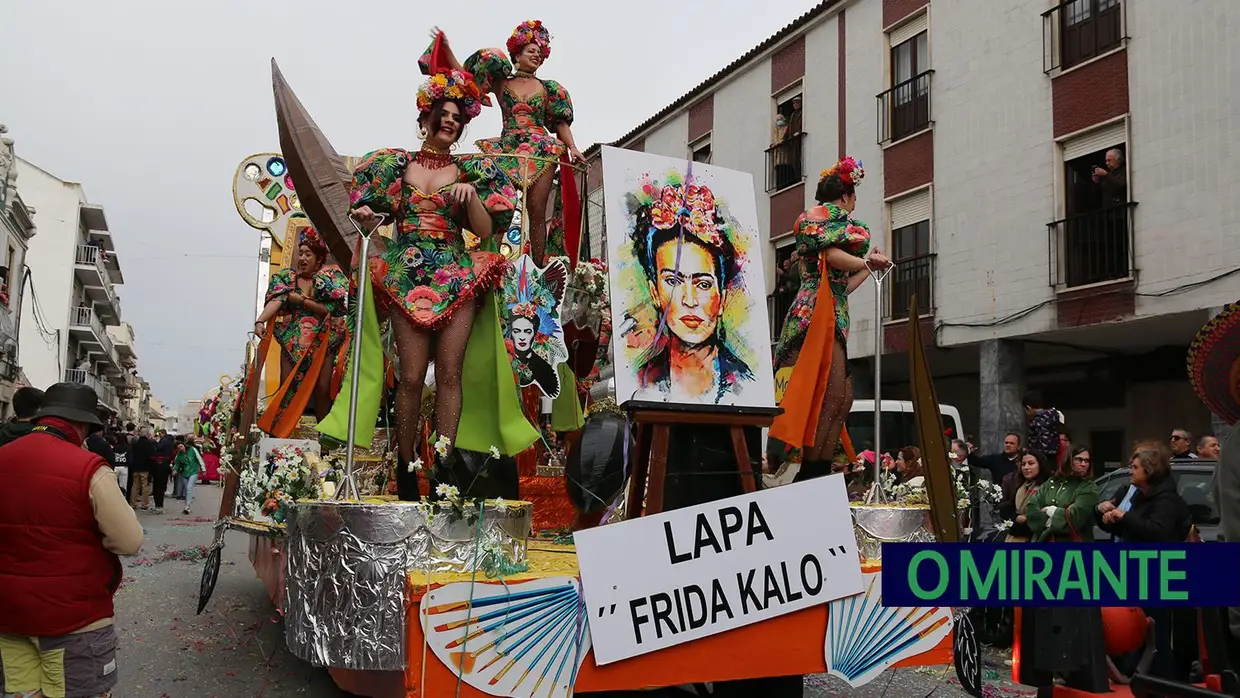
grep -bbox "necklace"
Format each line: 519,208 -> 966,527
413,144 -> 453,171
513,70 -> 538,80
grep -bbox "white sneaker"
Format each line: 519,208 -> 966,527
182,508 -> 190,515
153,507 -> 164,514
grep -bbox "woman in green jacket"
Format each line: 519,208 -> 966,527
1025,445 -> 1099,541
173,437 -> 205,515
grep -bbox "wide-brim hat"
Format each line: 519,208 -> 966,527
1187,301 -> 1240,426
34,382 -> 104,426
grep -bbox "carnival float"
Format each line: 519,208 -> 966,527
199,21 -> 986,698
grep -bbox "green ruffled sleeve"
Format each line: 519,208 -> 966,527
542,79 -> 574,127
314,267 -> 351,317
456,154 -> 518,237
795,214 -> 870,254
463,48 -> 513,95
265,267 -> 296,304
349,148 -> 409,217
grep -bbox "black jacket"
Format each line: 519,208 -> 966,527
85,433 -> 116,467
0,420 -> 34,448
130,436 -> 155,473
1098,475 -> 1190,542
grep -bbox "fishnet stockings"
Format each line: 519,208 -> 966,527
389,301 -> 476,470
525,169 -> 554,265
806,342 -> 854,463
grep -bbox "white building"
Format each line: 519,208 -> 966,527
584,0 -> 1240,466
15,157 -> 128,413
0,124 -> 38,416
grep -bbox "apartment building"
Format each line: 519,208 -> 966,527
15,156 -> 130,413
0,124 -> 38,415
583,0 -> 1240,466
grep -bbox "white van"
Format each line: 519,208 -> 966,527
845,399 -> 965,455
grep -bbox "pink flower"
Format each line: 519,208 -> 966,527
484,193 -> 514,211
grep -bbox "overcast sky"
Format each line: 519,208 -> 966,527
0,0 -> 816,408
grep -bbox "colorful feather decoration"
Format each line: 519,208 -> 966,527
421,576 -> 591,697
824,571 -> 953,687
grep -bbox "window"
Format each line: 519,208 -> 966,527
769,244 -> 799,340
766,92 -> 805,192
888,221 -> 933,319
1051,141 -> 1132,288
1044,0 -> 1123,72
691,139 -> 712,164
878,28 -> 932,143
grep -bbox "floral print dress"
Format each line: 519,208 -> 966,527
348,148 -> 516,329
773,203 -> 871,370
265,266 -> 349,362
463,49 -> 575,257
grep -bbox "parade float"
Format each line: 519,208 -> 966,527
199,31 -> 982,698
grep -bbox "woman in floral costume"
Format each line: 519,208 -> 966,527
253,227 -> 348,434
427,21 -> 583,264
768,157 -> 891,480
349,68 -> 517,500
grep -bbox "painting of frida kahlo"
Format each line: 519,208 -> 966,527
601,147 -> 777,409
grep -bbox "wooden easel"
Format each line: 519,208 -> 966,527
623,401 -> 782,517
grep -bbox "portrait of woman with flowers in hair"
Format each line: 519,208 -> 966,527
769,156 -> 892,481
602,158 -> 778,408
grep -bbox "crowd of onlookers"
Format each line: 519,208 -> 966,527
835,390 -> 1219,683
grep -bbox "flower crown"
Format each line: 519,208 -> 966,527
417,69 -> 484,120
647,183 -> 725,249
298,227 -> 327,258
819,156 -> 865,187
507,19 -> 552,60
511,301 -> 539,321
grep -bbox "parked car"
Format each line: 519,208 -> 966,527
1092,460 -> 1219,541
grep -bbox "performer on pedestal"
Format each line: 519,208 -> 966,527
768,157 -> 891,479
347,68 -> 518,500
426,21 -> 583,264
252,227 -> 349,436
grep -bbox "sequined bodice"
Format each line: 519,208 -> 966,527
500,84 -> 550,134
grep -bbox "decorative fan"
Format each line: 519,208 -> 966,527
420,576 -> 591,698
824,571 -> 952,687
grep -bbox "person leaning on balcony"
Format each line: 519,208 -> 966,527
0,386 -> 44,447
786,95 -> 802,138
1092,148 -> 1127,207
0,382 -> 143,698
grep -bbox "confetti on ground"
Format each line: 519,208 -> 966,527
130,544 -> 211,566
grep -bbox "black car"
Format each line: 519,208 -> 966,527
1092,459 -> 1219,541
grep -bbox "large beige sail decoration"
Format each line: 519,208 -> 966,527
271,58 -> 356,269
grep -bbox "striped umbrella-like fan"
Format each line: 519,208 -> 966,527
421,576 -> 591,698
824,571 -> 953,687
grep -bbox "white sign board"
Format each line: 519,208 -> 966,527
572,475 -> 863,665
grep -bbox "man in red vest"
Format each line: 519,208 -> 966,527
0,382 -> 143,697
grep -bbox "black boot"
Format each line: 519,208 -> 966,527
395,456 -> 422,502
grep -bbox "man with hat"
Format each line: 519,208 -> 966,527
0,382 -> 143,697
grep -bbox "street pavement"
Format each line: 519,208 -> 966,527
110,483 -> 1030,697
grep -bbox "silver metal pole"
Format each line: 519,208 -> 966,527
338,214 -> 385,501
868,263 -> 893,503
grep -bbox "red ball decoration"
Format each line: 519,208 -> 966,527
1101,606 -> 1149,656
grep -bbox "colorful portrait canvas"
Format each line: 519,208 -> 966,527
600,147 -> 777,409
501,254 -> 570,399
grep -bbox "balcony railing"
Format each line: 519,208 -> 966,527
765,132 -> 806,192
64,368 -> 118,410
1043,0 -> 1124,73
877,71 -> 933,144
70,305 -> 117,361
767,290 -> 798,344
1047,202 -> 1136,289
884,254 -> 936,320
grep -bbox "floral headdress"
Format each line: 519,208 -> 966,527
417,69 -> 485,120
647,182 -> 724,248
819,156 -> 865,187
511,301 -> 539,321
298,227 -> 328,259
507,19 -> 552,60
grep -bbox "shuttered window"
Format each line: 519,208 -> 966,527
889,12 -> 929,48
1063,121 -> 1125,161
890,188 -> 932,230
